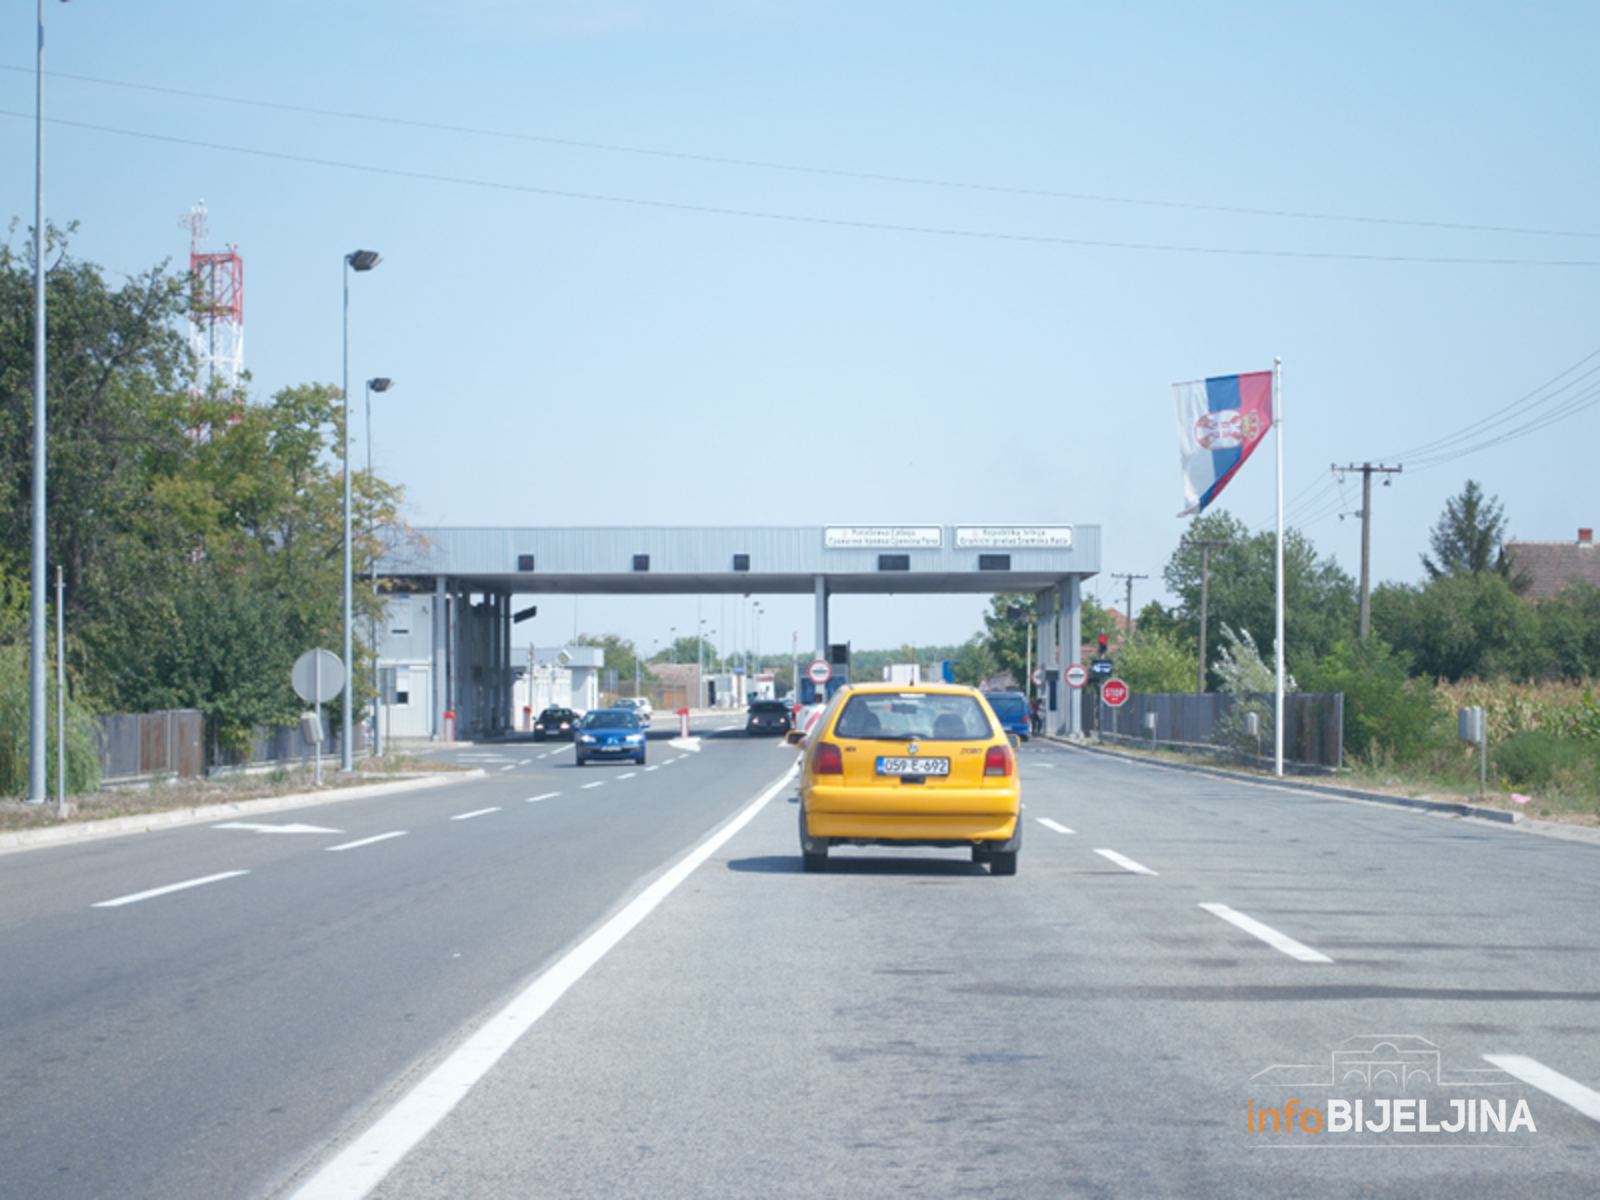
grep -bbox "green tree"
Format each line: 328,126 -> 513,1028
1163,512 -> 1357,685
575,632 -> 655,692
1080,592 -> 1120,650
1113,627 -> 1196,694
654,635 -> 719,668
1371,573 -> 1542,681
1422,480 -> 1511,581
980,593 -> 1038,685
952,634 -> 997,687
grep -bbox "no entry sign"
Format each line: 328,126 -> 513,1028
807,659 -> 832,685
1065,663 -> 1089,689
1101,679 -> 1130,707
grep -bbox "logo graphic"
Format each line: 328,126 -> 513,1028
906,743 -> 919,755
1194,410 -> 1262,450
1243,1035 -> 1537,1138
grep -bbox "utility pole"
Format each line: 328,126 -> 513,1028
1333,462 -> 1402,640
1181,540 -> 1228,694
1110,573 -> 1148,642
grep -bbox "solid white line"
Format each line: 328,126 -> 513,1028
327,832 -> 408,852
287,763 -> 800,1200
526,793 -> 560,803
1036,818 -> 1075,835
93,870 -> 250,908
1199,903 -> 1333,963
450,807 -> 502,821
580,781 -> 604,790
1483,1055 -> 1600,1122
616,772 -> 636,780
1094,848 -> 1157,875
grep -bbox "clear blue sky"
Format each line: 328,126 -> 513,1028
4,2 -> 1596,663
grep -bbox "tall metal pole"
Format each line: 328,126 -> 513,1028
366,378 -> 375,755
55,565 -> 65,812
341,259 -> 352,771
28,0 -> 49,804
1274,357 -> 1285,777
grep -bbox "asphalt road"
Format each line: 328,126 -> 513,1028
4,729 -> 1599,1199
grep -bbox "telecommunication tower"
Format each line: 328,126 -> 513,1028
182,201 -> 244,398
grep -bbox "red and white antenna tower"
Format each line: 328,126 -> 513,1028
182,200 -> 244,398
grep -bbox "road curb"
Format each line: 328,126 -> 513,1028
0,769 -> 487,857
1045,737 -> 1527,825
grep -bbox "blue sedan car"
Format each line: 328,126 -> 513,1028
574,708 -> 647,766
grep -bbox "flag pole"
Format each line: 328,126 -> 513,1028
1274,356 -> 1285,776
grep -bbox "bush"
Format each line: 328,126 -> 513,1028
1115,628 -> 1196,694
1493,731 -> 1596,789
0,643 -> 101,797
1301,638 -> 1445,765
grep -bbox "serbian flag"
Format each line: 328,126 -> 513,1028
1173,370 -> 1273,516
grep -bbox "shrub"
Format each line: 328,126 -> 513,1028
1493,731 -> 1596,789
1301,638 -> 1445,765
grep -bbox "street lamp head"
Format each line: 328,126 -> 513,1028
368,377 -> 393,392
346,249 -> 382,271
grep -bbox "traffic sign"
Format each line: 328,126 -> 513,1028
1101,679 -> 1130,708
1065,663 -> 1089,689
1089,657 -> 1114,676
1030,667 -> 1045,687
807,659 -> 832,685
292,649 -> 345,704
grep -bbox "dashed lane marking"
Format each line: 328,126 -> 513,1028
327,832 -> 408,852
580,781 -> 604,790
1199,902 -> 1333,963
1094,848 -> 1158,875
526,793 -> 560,803
450,807 -> 502,821
1036,818 -> 1075,835
94,871 -> 250,909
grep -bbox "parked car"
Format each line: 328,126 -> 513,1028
532,706 -> 581,741
575,709 -> 647,766
614,697 -> 653,725
746,699 -> 793,736
982,690 -> 1031,742
797,682 -> 1021,875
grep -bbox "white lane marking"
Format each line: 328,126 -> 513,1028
668,737 -> 702,752
327,832 -> 408,852
94,870 -> 250,909
644,765 -> 660,772
537,753 -> 550,759
213,822 -> 343,835
450,807 -> 502,821
500,764 -> 515,772
673,755 -> 690,762
518,759 -> 531,766
286,762 -> 800,1200
1199,903 -> 1333,963
580,781 -> 605,790
1036,818 -> 1075,835
1094,848 -> 1157,875
526,792 -> 560,803
616,772 -> 637,780
1482,1056 -> 1600,1122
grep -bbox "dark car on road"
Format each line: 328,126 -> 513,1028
532,706 -> 581,741
746,699 -> 794,736
983,690 -> 1031,742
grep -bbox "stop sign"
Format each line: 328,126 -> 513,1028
1101,679 -> 1130,707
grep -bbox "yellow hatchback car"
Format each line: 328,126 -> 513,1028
797,682 -> 1022,875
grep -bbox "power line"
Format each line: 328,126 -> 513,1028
6,108 -> 1600,269
4,62 -> 1597,244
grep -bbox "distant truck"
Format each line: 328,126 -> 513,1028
882,663 -> 922,685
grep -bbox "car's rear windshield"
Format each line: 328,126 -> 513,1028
749,701 -> 788,713
832,693 -> 995,741
581,711 -> 638,729
985,692 -> 1027,713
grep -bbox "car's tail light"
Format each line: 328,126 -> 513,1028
984,744 -> 1014,777
812,741 -> 843,775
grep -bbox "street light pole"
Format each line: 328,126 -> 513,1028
365,376 -> 392,756
342,249 -> 380,771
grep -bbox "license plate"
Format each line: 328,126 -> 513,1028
876,757 -> 950,776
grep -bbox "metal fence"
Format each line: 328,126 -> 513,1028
1097,691 -> 1344,772
95,710 -> 205,782
96,710 -> 368,782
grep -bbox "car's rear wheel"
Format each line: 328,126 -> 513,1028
989,851 -> 1018,876
798,809 -> 828,873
